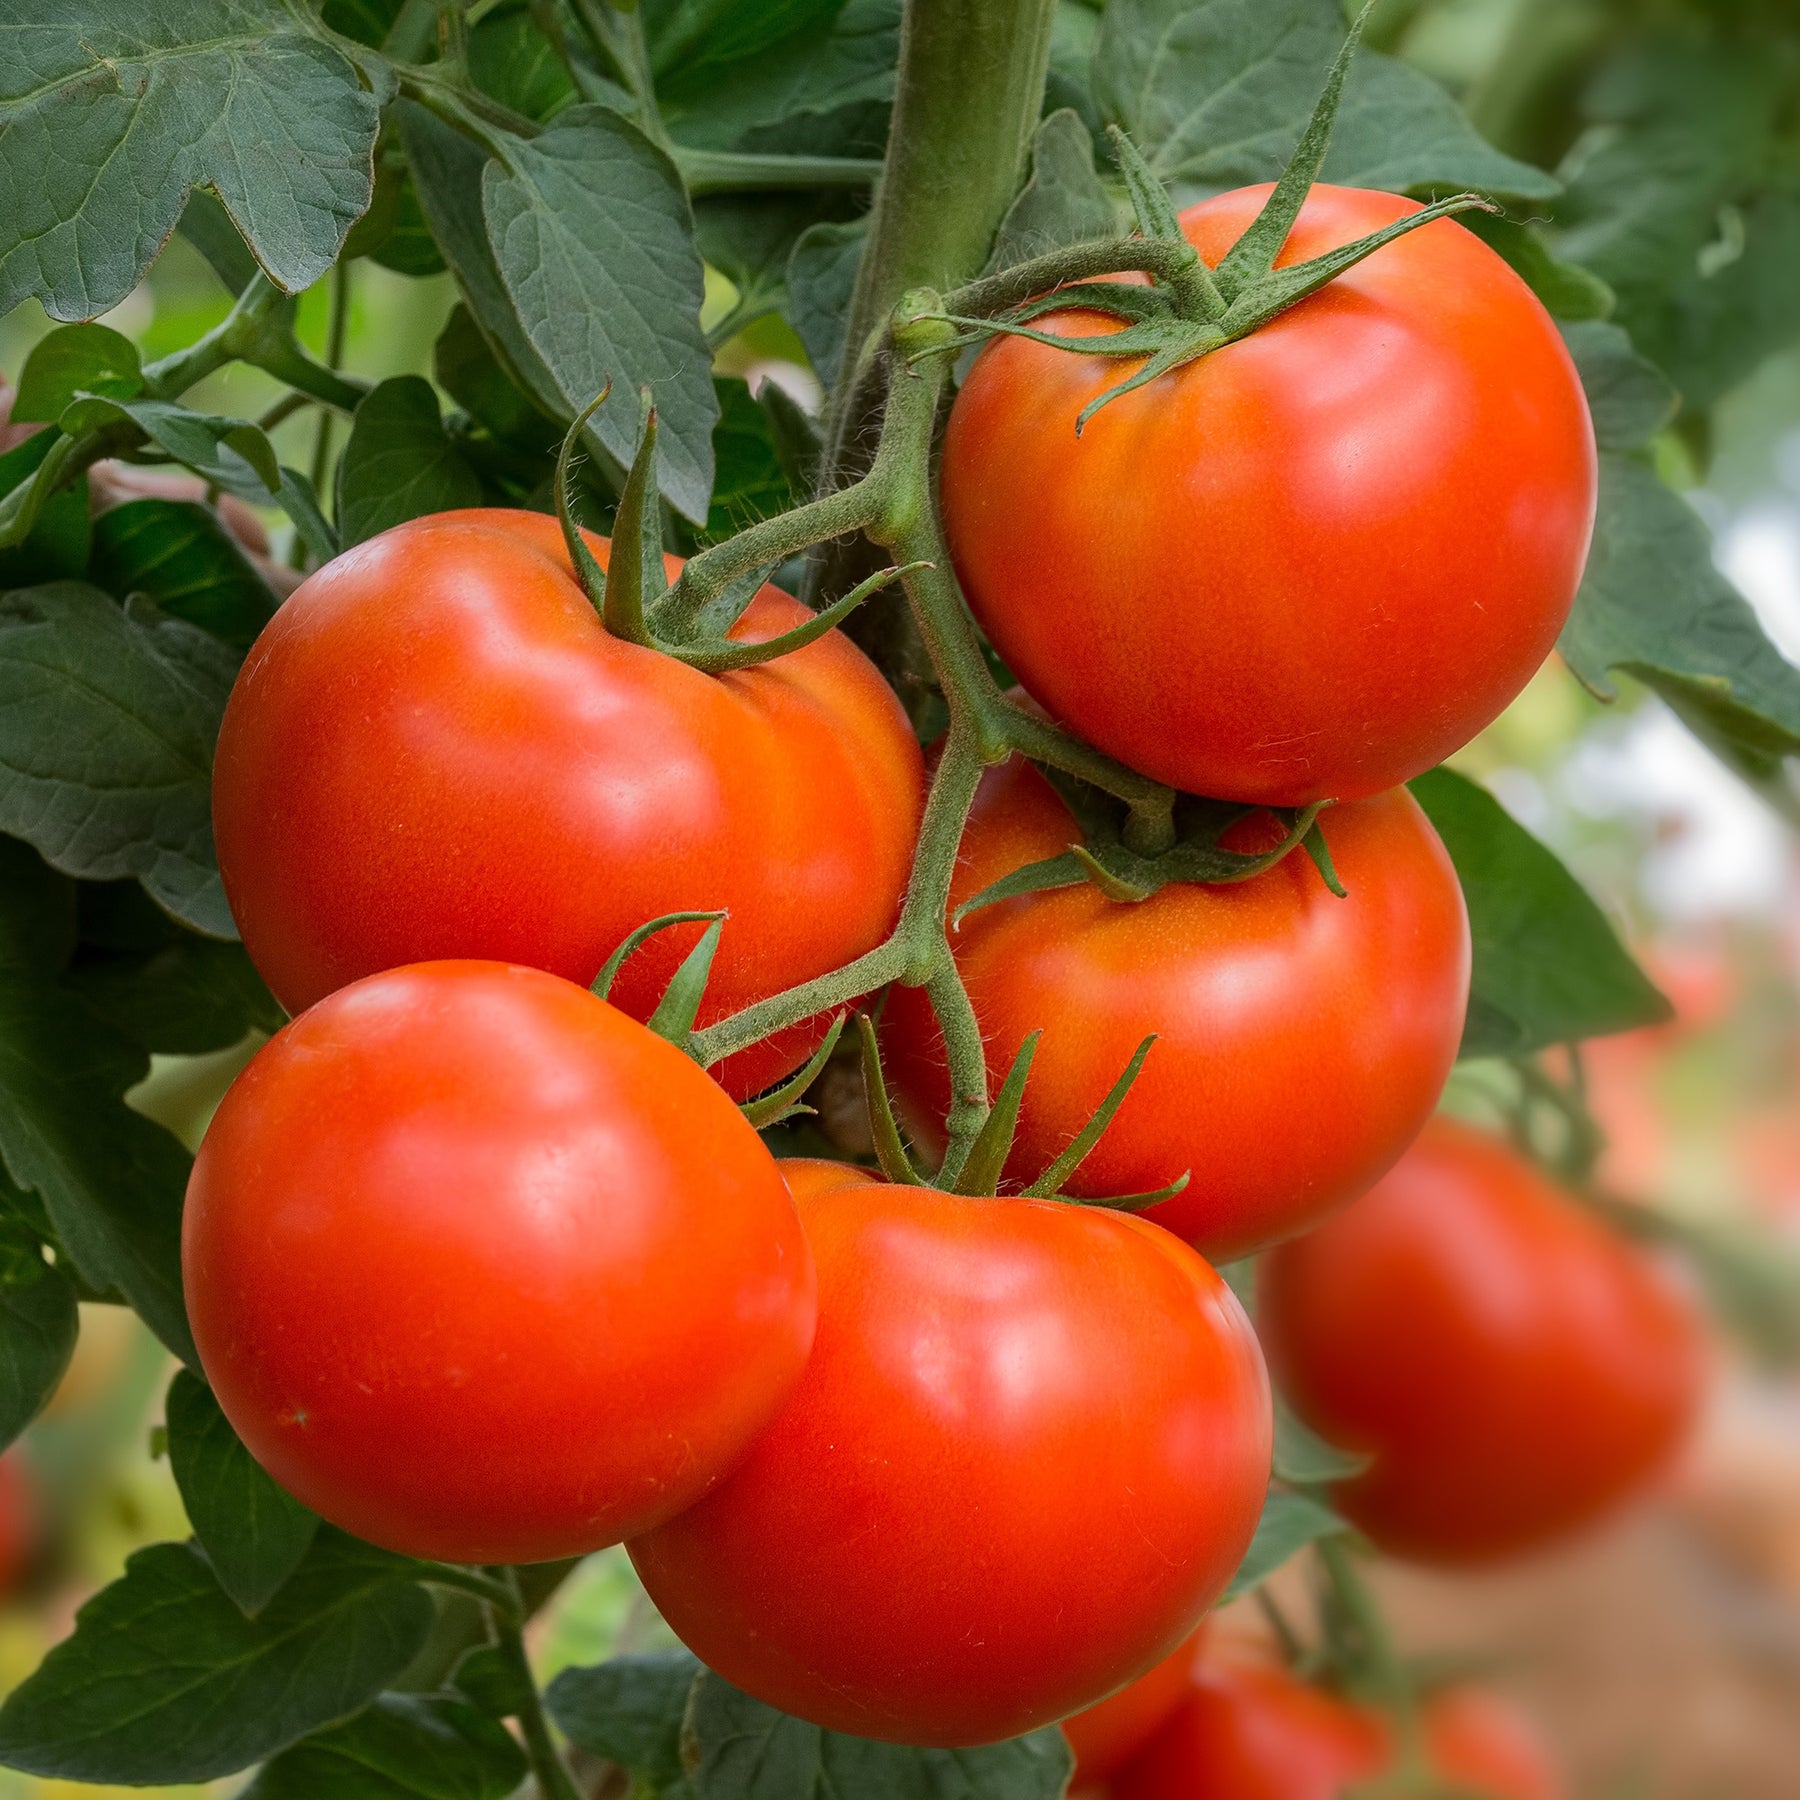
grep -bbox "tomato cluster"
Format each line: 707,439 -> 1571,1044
182,182 -> 1652,1757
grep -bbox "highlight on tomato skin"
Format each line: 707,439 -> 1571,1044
1258,1116 -> 1710,1566
881,760 -> 1470,1261
628,1159 -> 1273,1749
181,960 -> 819,1566
211,507 -> 925,1100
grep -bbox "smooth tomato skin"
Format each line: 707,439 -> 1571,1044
1258,1118 -> 1707,1565
941,185 -> 1596,806
881,762 -> 1468,1259
212,508 -> 924,1098
629,1159 -> 1271,1747
182,961 -> 817,1565
1062,1628 -> 1205,1788
1110,1659 -> 1562,1800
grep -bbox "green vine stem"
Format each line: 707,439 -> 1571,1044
489,1569 -> 582,1800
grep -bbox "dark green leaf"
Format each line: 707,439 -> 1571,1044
483,107 -> 719,522
990,110 -> 1117,270
322,0 -> 406,50
1562,455 -> 1800,769
1410,765 -> 1671,1059
1560,321 -> 1678,451
707,378 -> 798,540
546,1648 -> 700,1785
435,305 -> 555,451
91,500 -> 278,648
13,325 -> 142,422
0,582 -> 236,935
278,467 -> 340,568
0,1211 -> 77,1449
687,1672 -> 1073,1800
787,219 -> 867,392
166,1370 -> 320,1617
60,396 -> 281,503
470,4 -> 577,122
0,429 -> 92,590
450,1643 -> 536,1719
243,1694 -> 527,1800
178,188 -> 263,296
1217,1488 -> 1345,1605
1456,212 -> 1612,322
0,1533 -> 433,1783
0,3 -> 383,320
1272,1395 -> 1369,1486
337,378 -> 482,548
1096,0 -> 1557,202
648,0 -> 847,87
371,164 -> 449,279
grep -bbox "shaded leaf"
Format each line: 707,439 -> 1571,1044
787,218 -> 867,392
435,304 -> 555,451
0,1211 -> 77,1449
337,378 -> 482,549
707,377 -> 798,540
1217,1488 -> 1345,1605
0,429 -> 91,590
1410,765 -> 1671,1059
178,188 -> 263,296
990,110 -> 1118,270
546,1647 -> 700,1786
470,4 -> 577,123
1560,321 -> 1678,451
13,325 -> 142,422
91,499 -> 278,648
60,396 -> 280,503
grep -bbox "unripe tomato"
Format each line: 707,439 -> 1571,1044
183,961 -> 817,1564
1259,1118 -> 1706,1564
212,509 -> 923,1097
942,187 -> 1595,806
1062,1628 -> 1205,1788
881,761 -> 1468,1259
1110,1655 -> 1562,1800
629,1159 -> 1270,1747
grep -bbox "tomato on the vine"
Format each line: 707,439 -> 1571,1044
1107,1653 -> 1563,1800
212,509 -> 924,1097
629,1159 -> 1271,1747
183,960 -> 817,1565
881,761 -> 1468,1259
941,186 -> 1596,807
1259,1117 -> 1707,1564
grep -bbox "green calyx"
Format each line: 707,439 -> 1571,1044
554,388 -> 917,673
924,1 -> 1496,432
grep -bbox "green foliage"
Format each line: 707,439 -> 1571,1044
90,501 -> 278,648
546,1647 -> 701,1786
338,378 -> 484,547
0,1210 -> 78,1450
1218,1489 -> 1347,1604
990,111 -> 1119,267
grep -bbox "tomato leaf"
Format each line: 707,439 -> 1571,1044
240,1693 -> 528,1800
59,397 -> 281,503
91,500 -> 279,649
0,583 -> 236,937
482,107 -> 719,523
786,218 -> 868,393
1409,766 -> 1671,1059
337,378 -> 483,549
1095,0 -> 1558,203
166,1370 -> 320,1618
1559,321 -> 1679,452
0,1533 -> 433,1783
1218,1488 -> 1347,1605
0,430 -> 92,592
0,1211 -> 77,1451
686,1672 -> 1073,1799
545,1647 -> 701,1787
0,3 -> 383,322
990,110 -> 1119,270
708,377 -> 801,541
1272,1395 -> 1370,1486
12,325 -> 143,422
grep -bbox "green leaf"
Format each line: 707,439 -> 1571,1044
1456,212 -> 1613,322
0,429 -> 92,590
546,1648 -> 700,1787
648,0 -> 848,87
435,304 -> 555,451
242,1694 -> 528,1800
0,840 -> 195,1362
470,4 -> 577,124
1409,765 -> 1671,1059
13,325 -> 143,422
1217,1488 -> 1345,1605
0,3 -> 383,321
787,218 -> 867,392
337,378 -> 483,549
0,1212 -> 77,1449
707,378 -> 798,540
1096,0 -> 1557,202
694,193 -> 837,319
91,499 -> 278,648
990,110 -> 1118,269
0,1532 -> 433,1784
483,107 -> 719,523
1562,455 -> 1800,770
0,582 -> 236,936
60,396 -> 281,503
687,1672 -> 1073,1799
166,1370 -> 320,1617
1272,1395 -> 1370,1486
178,188 -> 263,296
1560,321 -> 1678,452
278,467 -> 340,568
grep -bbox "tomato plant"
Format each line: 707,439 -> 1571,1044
185,960 -> 817,1563
1260,1117 -> 1707,1564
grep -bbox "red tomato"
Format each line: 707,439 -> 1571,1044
1110,1656 -> 1562,1800
629,1159 -> 1271,1747
880,761 -> 1468,1259
183,961 -> 817,1564
1259,1118 -> 1706,1564
941,187 -> 1595,807
1062,1628 -> 1205,1788
0,1451 -> 39,1600
212,509 -> 924,1097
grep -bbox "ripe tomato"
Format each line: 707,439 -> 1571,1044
941,187 -> 1595,807
629,1159 -> 1271,1747
1109,1655 -> 1562,1800
0,1451 -> 39,1599
183,961 -> 817,1564
880,761 -> 1468,1259
1259,1118 -> 1706,1564
1062,1628 -> 1205,1788
212,509 -> 924,1097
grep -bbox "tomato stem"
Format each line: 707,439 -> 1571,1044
488,1571 -> 584,1800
